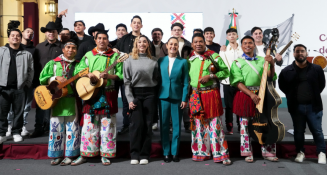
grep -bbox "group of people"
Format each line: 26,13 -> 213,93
0,10 -> 326,166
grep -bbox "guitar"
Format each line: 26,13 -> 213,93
249,28 -> 285,145
272,33 -> 300,63
34,67 -> 89,110
76,54 -> 129,101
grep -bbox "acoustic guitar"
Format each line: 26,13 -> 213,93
34,67 -> 89,110
76,54 -> 129,101
273,33 -> 300,63
249,28 -> 285,145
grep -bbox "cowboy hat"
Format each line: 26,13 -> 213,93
88,23 -> 109,36
40,22 -> 58,33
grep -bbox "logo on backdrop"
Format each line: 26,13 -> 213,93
244,14 -> 295,66
171,13 -> 186,37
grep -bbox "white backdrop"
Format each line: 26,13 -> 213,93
59,0 -> 327,135
75,13 -> 203,42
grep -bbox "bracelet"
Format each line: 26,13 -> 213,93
210,74 -> 214,79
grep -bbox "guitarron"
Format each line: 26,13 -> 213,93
248,28 -> 285,145
34,67 -> 89,110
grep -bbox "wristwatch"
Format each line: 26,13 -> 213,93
210,74 -> 214,79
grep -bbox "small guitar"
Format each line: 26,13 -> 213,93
272,33 -> 300,63
76,53 -> 129,101
34,67 -> 89,110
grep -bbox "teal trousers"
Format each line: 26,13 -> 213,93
160,98 -> 182,156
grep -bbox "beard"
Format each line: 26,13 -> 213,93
295,56 -> 307,63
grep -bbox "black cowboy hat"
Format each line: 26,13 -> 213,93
40,22 -> 58,33
88,23 -> 109,36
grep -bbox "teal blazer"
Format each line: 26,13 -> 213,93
158,56 -> 189,102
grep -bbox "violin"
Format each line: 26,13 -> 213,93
204,52 -> 219,74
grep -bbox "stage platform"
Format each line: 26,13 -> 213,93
0,108 -> 324,160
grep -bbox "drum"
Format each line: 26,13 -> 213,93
312,56 -> 327,70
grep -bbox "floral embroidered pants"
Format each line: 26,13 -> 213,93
48,115 -> 80,158
191,117 -> 229,162
240,117 -> 276,157
80,114 -> 116,158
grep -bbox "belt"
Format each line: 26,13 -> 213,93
192,84 -> 219,91
246,86 -> 260,91
105,85 -> 115,90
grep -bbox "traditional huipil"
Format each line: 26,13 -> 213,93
188,49 -> 230,162
39,54 -> 81,158
75,47 -> 123,158
230,53 -> 277,157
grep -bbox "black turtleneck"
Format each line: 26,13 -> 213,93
5,44 -> 23,88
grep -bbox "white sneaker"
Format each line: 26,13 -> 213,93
152,123 -> 158,130
0,136 -> 7,144
21,126 -> 29,136
130,159 -> 139,165
318,152 -> 326,164
295,151 -> 305,163
139,159 -> 148,165
13,134 -> 23,142
6,124 -> 12,137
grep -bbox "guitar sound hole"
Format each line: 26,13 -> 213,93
90,80 -> 97,86
50,89 -> 56,94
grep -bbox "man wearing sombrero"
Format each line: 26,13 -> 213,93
31,21 -> 63,138
75,23 -> 108,61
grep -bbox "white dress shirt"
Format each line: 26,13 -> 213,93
219,43 -> 243,85
168,56 -> 176,76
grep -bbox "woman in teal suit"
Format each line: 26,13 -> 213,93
158,37 -> 189,163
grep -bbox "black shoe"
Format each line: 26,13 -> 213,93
118,126 -> 129,135
185,127 -> 191,133
172,155 -> 180,162
164,155 -> 171,163
30,129 -> 44,138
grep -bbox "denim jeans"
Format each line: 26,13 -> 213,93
290,104 -> 326,154
115,80 -> 129,127
7,87 -> 34,126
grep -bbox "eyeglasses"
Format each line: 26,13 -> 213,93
60,33 -> 70,36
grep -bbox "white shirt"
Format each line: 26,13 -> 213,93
256,44 -> 266,57
178,40 -> 184,56
154,44 -> 160,59
168,56 -> 176,77
219,43 -> 243,85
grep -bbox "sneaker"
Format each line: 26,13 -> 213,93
226,123 -> 233,135
130,160 -> 139,165
295,151 -> 305,163
0,136 -> 7,144
139,159 -> 148,165
13,134 -> 23,142
30,129 -> 44,138
6,124 -> 12,137
318,152 -> 326,164
21,126 -> 29,136
152,123 -> 158,130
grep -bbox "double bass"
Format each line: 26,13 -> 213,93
248,28 -> 285,145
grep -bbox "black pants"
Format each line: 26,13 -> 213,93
223,85 -> 240,129
129,87 -> 156,159
115,80 -> 129,127
0,87 -> 25,136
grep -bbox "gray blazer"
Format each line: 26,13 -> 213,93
0,46 -> 34,89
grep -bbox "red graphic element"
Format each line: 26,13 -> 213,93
171,13 -> 185,25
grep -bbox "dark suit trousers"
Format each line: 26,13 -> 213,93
129,87 -> 156,159
223,85 -> 240,127
0,88 -> 25,136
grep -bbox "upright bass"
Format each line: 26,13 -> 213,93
248,28 -> 285,145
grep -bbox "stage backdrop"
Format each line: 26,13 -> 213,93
59,0 -> 327,135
